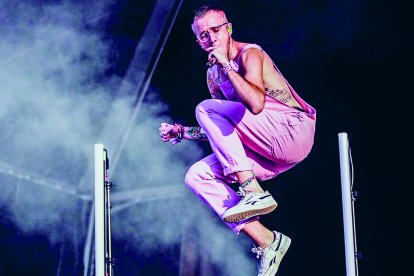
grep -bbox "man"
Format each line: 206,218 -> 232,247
159,4 -> 316,275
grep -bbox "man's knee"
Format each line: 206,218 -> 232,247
195,99 -> 218,116
184,161 -> 207,191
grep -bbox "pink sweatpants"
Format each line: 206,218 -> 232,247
184,96 -> 316,234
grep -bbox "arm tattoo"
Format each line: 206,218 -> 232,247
187,126 -> 208,141
265,88 -> 292,103
207,71 -> 223,99
207,71 -> 215,91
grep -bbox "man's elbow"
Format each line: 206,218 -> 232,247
251,105 -> 264,115
250,94 -> 265,115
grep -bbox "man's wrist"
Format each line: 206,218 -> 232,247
169,123 -> 184,145
174,123 -> 184,140
222,60 -> 239,75
221,60 -> 230,67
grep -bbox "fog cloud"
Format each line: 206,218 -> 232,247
0,0 -> 255,274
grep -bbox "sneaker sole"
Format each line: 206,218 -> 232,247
223,204 -> 277,223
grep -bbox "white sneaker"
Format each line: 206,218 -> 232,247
252,232 -> 291,276
222,187 -> 277,223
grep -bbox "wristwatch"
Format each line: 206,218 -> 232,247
222,60 -> 239,75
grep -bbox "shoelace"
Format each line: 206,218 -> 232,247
252,245 -> 268,274
251,244 -> 265,259
236,187 -> 247,198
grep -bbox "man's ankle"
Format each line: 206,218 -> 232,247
244,179 -> 264,193
258,231 -> 276,248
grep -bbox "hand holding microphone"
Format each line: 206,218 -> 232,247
205,47 -> 227,68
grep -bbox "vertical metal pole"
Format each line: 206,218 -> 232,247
104,149 -> 114,276
338,133 -> 358,276
95,144 -> 105,276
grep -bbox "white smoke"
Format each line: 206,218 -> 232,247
0,0 -> 255,274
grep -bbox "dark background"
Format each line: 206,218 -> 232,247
154,1 -> 409,274
0,0 -> 409,275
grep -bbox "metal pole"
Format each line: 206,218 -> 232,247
104,151 -> 114,276
95,144 -> 105,276
338,133 -> 358,276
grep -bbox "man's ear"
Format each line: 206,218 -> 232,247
227,23 -> 233,35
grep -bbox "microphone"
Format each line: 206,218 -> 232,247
206,57 -> 217,68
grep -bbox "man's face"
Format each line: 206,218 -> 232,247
192,11 -> 230,51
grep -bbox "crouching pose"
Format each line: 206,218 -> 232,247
159,4 -> 316,275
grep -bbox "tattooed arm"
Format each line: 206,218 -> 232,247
182,126 -> 208,141
207,67 -> 224,99
159,123 -> 208,143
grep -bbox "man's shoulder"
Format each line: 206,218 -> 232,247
236,42 -> 262,52
236,43 -> 264,64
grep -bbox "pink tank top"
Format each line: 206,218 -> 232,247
210,44 -> 316,120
